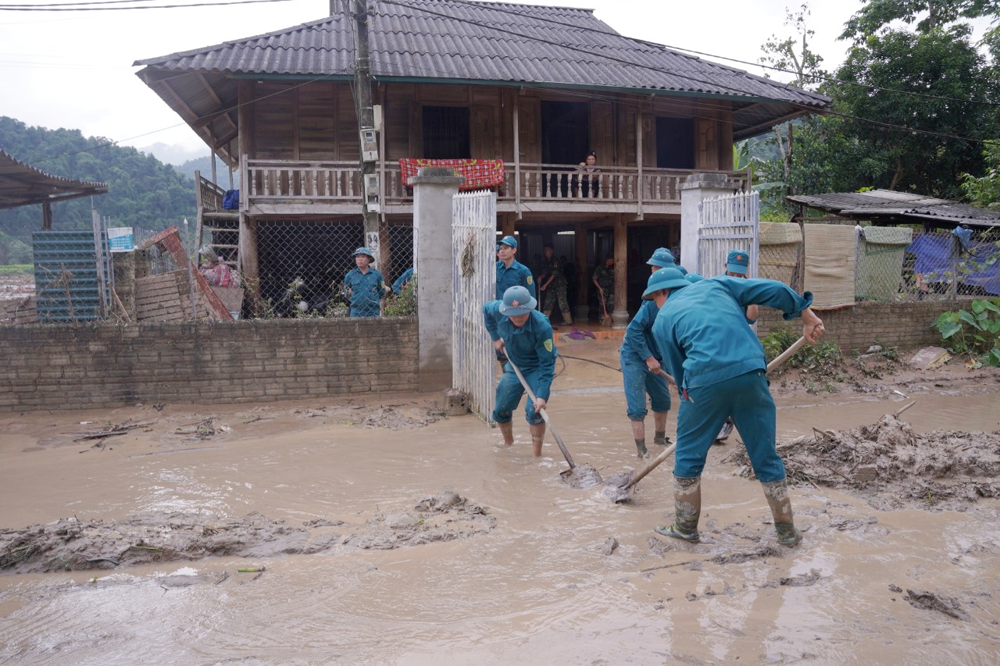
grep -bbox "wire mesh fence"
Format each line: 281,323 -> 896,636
251,220 -> 414,318
756,221 -> 1000,303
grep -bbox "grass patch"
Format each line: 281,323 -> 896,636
0,264 -> 33,276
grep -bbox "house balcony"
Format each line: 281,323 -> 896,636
238,158 -> 747,219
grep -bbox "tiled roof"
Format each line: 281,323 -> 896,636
787,189 -> 1000,227
135,0 -> 828,109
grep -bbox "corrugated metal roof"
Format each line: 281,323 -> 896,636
787,189 -> 1000,228
0,149 -> 108,211
135,0 -> 828,109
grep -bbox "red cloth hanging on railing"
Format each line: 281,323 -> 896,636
398,158 -> 506,191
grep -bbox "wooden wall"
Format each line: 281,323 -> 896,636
244,80 -> 735,170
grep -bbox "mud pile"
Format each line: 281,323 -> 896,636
0,492 -> 494,575
726,414 -> 1000,510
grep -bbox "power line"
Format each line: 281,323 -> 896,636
0,0 -> 293,10
437,0 -> 1000,109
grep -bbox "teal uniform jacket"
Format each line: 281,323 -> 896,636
620,299 -> 662,362
343,267 -> 385,317
392,267 -> 414,295
496,260 -> 536,301
483,301 -> 557,400
652,277 -> 813,390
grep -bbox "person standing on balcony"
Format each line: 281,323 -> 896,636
483,285 -> 558,457
577,151 -> 601,198
592,254 -> 615,318
342,247 -> 387,317
495,235 -> 535,301
539,244 -> 573,328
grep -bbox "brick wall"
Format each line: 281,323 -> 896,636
756,300 -> 955,352
0,318 -> 418,412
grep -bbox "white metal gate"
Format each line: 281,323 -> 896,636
698,190 -> 760,278
452,190 -> 497,423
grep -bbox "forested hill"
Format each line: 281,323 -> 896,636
0,116 -> 195,262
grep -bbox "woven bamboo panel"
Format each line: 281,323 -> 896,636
759,222 -> 802,245
804,225 -> 856,309
759,222 -> 802,284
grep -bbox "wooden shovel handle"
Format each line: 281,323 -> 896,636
767,335 -> 808,374
627,442 -> 677,489
505,351 -> 576,469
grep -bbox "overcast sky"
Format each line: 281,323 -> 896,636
0,0 -> 866,165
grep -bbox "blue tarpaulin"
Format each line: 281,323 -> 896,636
906,233 -> 1000,295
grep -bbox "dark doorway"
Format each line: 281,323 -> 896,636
423,106 -> 470,159
541,101 -> 590,165
656,117 -> 695,169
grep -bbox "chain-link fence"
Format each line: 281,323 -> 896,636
756,221 -> 1000,303
251,220 -> 414,318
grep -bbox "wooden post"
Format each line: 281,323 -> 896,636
613,214 -> 628,328
574,221 -> 587,321
42,201 -> 52,230
636,103 -> 644,220
513,93 -> 521,219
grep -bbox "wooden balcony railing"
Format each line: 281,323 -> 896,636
243,158 -> 746,210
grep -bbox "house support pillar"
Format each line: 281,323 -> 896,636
612,214 -> 628,329
239,214 -> 262,316
410,167 -> 463,391
573,221 -> 588,321
680,172 -> 733,275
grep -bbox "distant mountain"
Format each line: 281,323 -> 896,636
173,155 -> 235,185
137,141 -> 206,166
0,116 -> 196,253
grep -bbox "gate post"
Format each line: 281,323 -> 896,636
410,167 -> 464,391
680,173 -> 734,274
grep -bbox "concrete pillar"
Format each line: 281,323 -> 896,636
680,172 -> 734,275
409,167 -> 463,391
612,214 -> 628,329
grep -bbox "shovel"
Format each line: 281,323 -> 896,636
599,293 -> 613,327
504,352 -> 603,489
604,335 -> 809,503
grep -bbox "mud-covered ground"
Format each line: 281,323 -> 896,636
2,340 -> 999,664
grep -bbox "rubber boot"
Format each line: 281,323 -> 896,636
634,438 -> 648,457
655,475 -> 701,542
762,479 -> 801,547
529,423 -> 545,457
498,421 -> 514,447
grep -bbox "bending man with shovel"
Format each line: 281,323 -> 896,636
483,285 -> 558,456
650,271 -> 825,547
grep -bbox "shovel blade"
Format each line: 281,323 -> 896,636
603,469 -> 637,503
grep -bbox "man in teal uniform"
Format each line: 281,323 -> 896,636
649,270 -> 825,548
618,259 -> 678,458
342,247 -> 386,317
483,285 -> 557,457
392,267 -> 414,295
495,235 -> 535,301
646,247 -> 677,270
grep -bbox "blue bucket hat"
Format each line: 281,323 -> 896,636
498,235 -> 518,249
499,285 -> 537,316
726,250 -> 749,275
642,267 -> 690,300
685,273 -> 705,284
647,247 -> 676,268
353,247 -> 375,261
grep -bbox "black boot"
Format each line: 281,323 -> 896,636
655,475 -> 701,542
762,479 -> 801,547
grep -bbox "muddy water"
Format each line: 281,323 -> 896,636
2,353 -> 1000,664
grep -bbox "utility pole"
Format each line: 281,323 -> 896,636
351,0 -> 381,258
